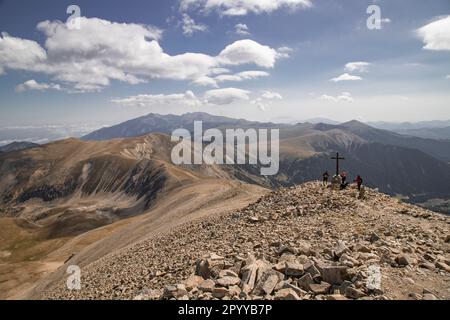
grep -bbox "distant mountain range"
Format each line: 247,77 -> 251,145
78,112 -> 450,207
317,120 -> 450,162
369,120 -> 450,131
369,121 -> 450,140
0,141 -> 39,153
391,126 -> 450,141
82,112 -> 284,141
1,112 -> 449,216
83,113 -> 450,163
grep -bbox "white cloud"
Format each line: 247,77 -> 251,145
234,23 -> 250,36
112,91 -> 201,108
204,88 -> 250,105
262,91 -> 282,100
218,39 -> 281,68
277,46 -> 294,58
0,32 -> 47,73
345,61 -> 371,73
417,16 -> 450,51
112,87 -> 283,109
15,79 -> 61,92
330,73 -> 363,82
192,76 -> 219,87
180,0 -> 312,16
193,70 -> 269,87
446,75 -> 450,79
210,67 -> 231,75
319,92 -> 353,103
215,70 -> 270,82
181,14 -> 208,36
0,18 -> 284,92
254,91 -> 283,111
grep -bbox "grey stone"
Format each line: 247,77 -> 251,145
321,266 -> 349,285
297,273 -> 314,291
253,270 -> 284,295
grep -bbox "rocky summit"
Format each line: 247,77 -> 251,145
42,182 -> 450,300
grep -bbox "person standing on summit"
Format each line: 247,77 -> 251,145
354,175 -> 363,191
322,171 -> 329,186
340,171 -> 348,190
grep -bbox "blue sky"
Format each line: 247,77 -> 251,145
0,0 -> 449,128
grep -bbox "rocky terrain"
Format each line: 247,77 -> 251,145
40,182 -> 450,300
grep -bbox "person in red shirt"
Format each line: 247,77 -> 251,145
354,175 -> 363,191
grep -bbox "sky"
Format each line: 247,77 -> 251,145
0,0 -> 450,129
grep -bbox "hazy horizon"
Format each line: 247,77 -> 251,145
2,110 -> 450,147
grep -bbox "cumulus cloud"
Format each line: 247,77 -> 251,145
0,17 -> 285,92
113,87 -> 283,109
180,0 -> 312,16
319,92 -> 353,103
345,62 -> 371,73
192,70 -> 268,87
417,16 -> 450,51
15,79 -> 61,92
215,70 -> 270,82
0,32 -> 47,73
181,14 -> 208,36
234,23 -> 250,36
330,73 -> 363,82
204,88 -> 250,105
112,91 -> 201,108
218,39 -> 281,68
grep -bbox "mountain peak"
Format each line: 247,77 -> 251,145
341,120 -> 371,128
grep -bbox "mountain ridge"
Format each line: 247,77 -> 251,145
36,182 -> 450,300
78,113 -> 450,206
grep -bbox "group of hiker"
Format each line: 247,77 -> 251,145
322,171 -> 363,191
